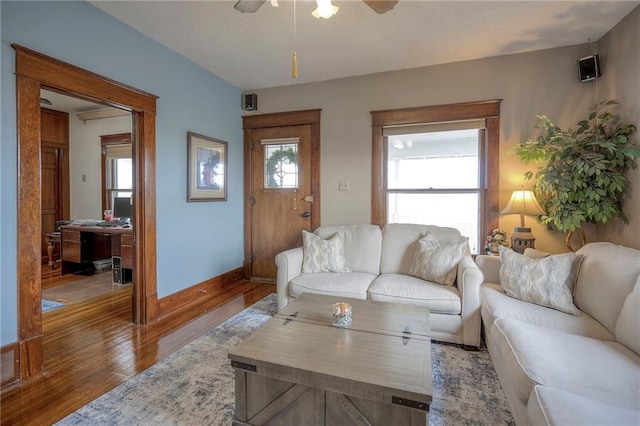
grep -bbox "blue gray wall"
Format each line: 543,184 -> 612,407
1,1 -> 243,345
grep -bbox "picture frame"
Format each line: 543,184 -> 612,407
187,132 -> 228,202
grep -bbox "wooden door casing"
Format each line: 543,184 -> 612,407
14,44 -> 158,384
242,109 -> 321,281
250,125 -> 313,280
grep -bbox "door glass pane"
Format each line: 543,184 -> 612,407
264,143 -> 298,189
388,192 -> 479,254
388,129 -> 478,189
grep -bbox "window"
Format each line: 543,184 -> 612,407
371,100 -> 501,254
387,128 -> 482,252
101,133 -> 132,211
263,139 -> 299,189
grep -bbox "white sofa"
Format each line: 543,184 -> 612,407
275,223 -> 484,347
476,242 -> 640,425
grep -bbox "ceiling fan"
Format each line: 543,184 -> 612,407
234,0 -> 399,16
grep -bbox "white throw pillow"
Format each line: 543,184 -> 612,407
408,232 -> 468,286
302,230 -> 350,273
499,246 -> 580,315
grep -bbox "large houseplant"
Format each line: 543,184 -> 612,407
512,100 -> 639,251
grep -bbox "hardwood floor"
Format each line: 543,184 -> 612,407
1,276 -> 275,425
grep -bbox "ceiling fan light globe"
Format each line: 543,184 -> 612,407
312,0 -> 338,19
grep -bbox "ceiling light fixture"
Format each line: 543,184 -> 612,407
312,0 -> 338,19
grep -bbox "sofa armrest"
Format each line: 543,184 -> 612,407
458,255 -> 485,347
475,254 -> 501,284
275,247 -> 303,311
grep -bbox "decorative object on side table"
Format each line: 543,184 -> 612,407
511,100 -> 639,251
485,228 -> 510,254
501,189 -> 546,253
332,302 -> 352,328
187,132 -> 228,202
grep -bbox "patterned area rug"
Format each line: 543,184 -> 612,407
42,298 -> 66,313
57,294 -> 514,425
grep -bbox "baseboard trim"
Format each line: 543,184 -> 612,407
1,342 -> 20,392
157,267 -> 244,320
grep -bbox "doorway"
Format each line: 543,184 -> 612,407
14,45 -> 158,383
243,110 -> 321,281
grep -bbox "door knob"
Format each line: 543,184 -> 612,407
301,211 -> 311,218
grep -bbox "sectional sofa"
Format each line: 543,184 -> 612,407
275,223 -> 484,347
476,242 -> 640,425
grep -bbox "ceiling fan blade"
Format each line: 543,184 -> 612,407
234,0 -> 266,13
362,0 -> 399,14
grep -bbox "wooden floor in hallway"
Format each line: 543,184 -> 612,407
1,274 -> 275,425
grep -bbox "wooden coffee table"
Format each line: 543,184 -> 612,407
228,293 -> 432,425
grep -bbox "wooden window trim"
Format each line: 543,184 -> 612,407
371,100 -> 501,245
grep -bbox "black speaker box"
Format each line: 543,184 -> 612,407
242,93 -> 258,111
577,54 -> 600,82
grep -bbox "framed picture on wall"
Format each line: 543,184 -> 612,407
187,132 -> 228,201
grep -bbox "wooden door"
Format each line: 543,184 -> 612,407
40,108 -> 69,263
250,125 -> 314,280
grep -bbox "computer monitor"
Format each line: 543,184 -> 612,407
113,197 -> 132,222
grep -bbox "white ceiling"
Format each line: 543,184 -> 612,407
90,0 -> 638,91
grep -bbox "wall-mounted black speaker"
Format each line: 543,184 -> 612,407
577,54 -> 601,82
242,93 -> 258,111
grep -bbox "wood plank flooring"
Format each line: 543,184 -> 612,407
1,273 -> 275,425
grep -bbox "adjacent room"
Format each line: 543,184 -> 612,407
1,1 -> 638,425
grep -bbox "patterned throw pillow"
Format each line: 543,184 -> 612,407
408,232 -> 469,286
499,246 -> 580,315
302,230 -> 350,273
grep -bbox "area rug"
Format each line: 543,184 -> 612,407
57,294 -> 514,425
42,298 -> 66,313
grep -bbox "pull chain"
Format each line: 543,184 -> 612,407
292,0 -> 298,78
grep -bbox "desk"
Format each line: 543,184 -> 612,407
60,225 -> 133,276
46,232 -> 61,269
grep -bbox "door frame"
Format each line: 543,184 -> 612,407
242,109 -> 322,278
13,44 -> 158,383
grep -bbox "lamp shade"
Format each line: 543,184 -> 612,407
501,190 -> 546,216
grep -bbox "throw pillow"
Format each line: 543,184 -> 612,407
499,246 -> 580,315
408,232 -> 469,286
301,230 -> 350,273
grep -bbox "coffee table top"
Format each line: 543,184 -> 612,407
229,293 -> 432,406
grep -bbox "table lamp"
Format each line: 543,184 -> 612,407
501,189 -> 546,253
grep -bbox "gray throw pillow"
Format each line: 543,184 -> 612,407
302,230 -> 350,273
499,246 -> 580,315
408,232 -> 468,286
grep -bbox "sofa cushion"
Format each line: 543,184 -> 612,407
527,386 -> 640,426
380,224 -> 464,275
315,225 -> 382,275
493,318 -> 640,410
368,273 -> 461,314
408,232 -> 468,286
615,276 -> 640,356
289,271 -> 376,300
499,247 -> 579,315
481,283 -> 615,341
301,230 -> 349,273
574,242 -> 640,334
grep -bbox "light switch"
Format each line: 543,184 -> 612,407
339,180 -> 350,191
82,174 -> 87,182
